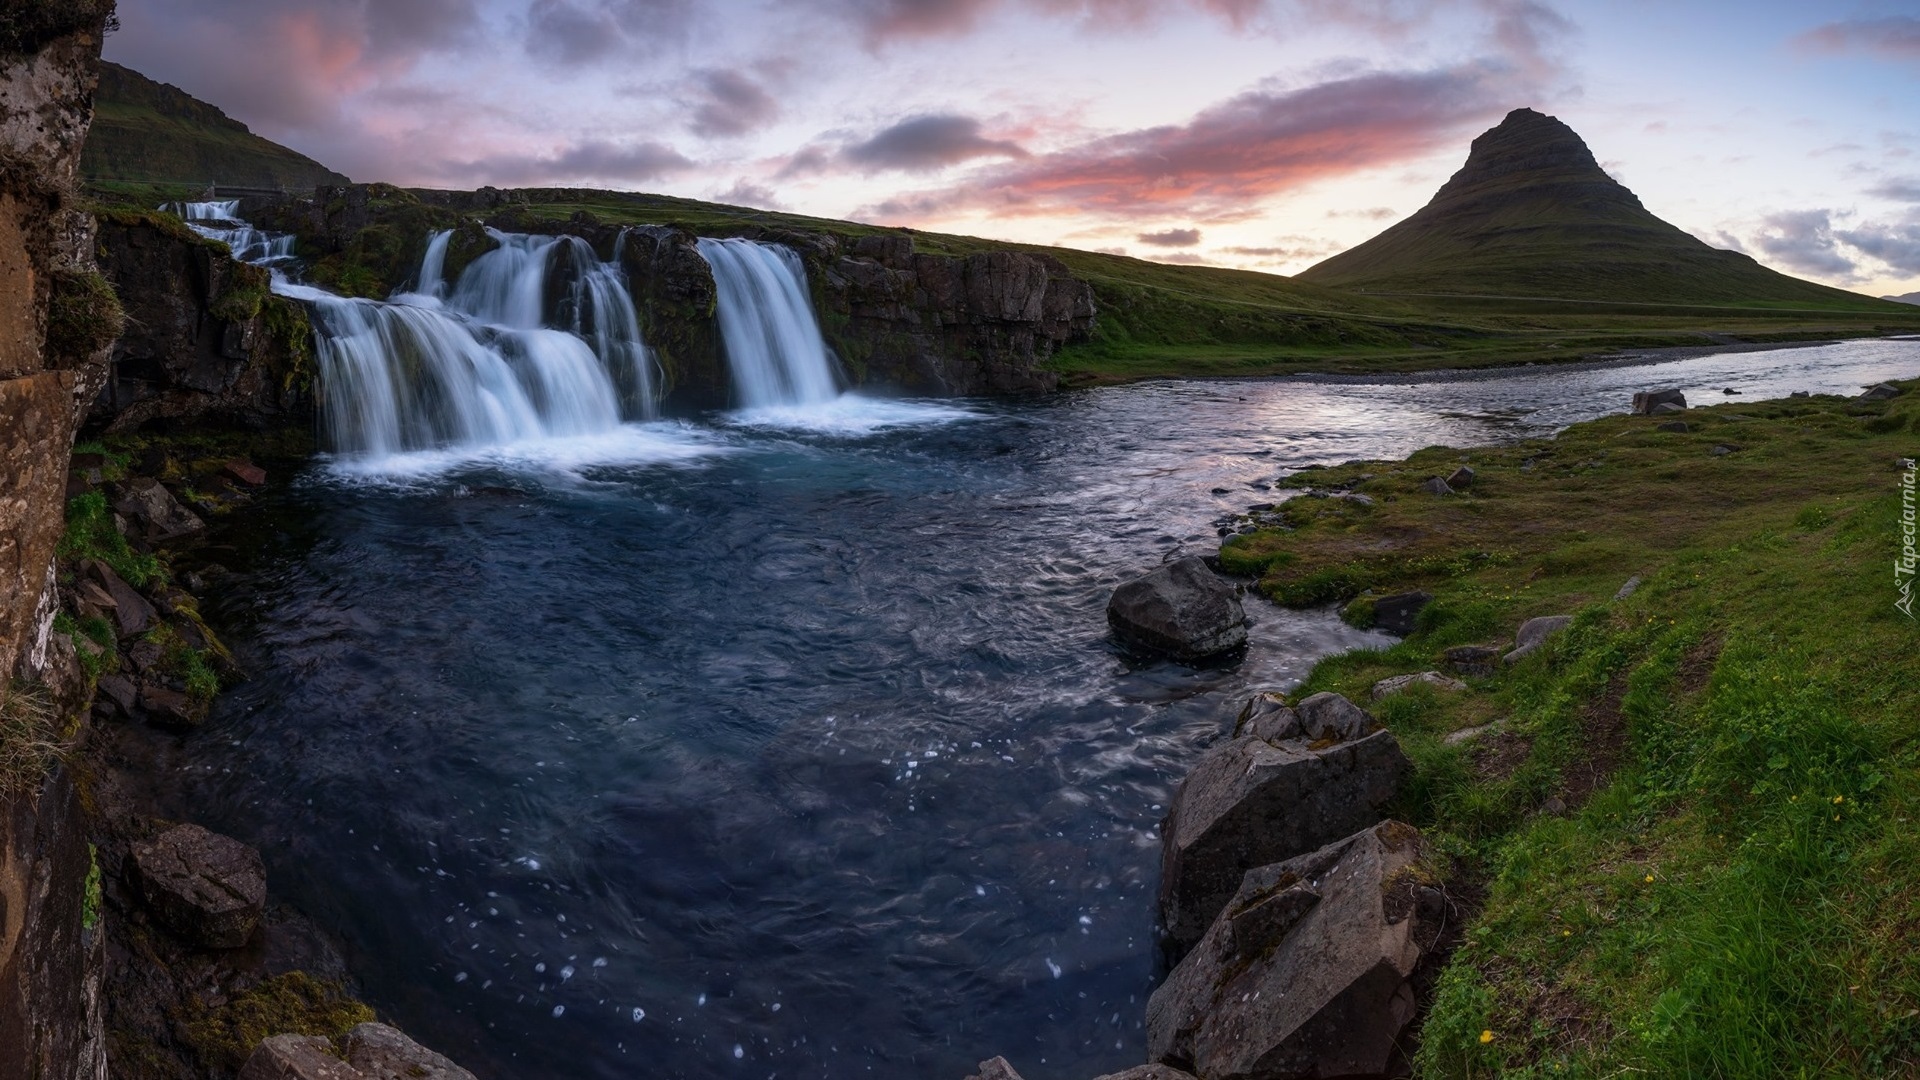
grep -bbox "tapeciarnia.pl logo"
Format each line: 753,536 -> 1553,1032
1900,457 -> 1916,619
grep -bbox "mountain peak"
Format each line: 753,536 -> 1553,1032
1431,106 -> 1621,207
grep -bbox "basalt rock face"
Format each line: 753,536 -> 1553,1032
91,213 -> 315,432
251,184 -> 1097,404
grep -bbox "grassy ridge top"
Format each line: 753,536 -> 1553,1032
1219,384 -> 1920,1075
81,61 -> 349,190
1298,109 -> 1900,313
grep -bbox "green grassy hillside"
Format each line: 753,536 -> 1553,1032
81,61 -> 348,191
1299,109 -> 1902,313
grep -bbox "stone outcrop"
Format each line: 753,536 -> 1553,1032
91,210 -> 315,432
128,823 -> 267,949
342,1022 -> 478,1080
1108,557 -> 1248,662
1158,692 -> 1411,953
239,1034 -> 364,1080
1147,821 -> 1446,1080
1631,389 -> 1687,415
1372,671 -> 1467,700
1370,591 -> 1430,636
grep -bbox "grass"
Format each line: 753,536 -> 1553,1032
0,680 -> 64,794
1224,382 -> 1920,1076
58,491 -> 163,588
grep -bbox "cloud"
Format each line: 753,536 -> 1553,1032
1837,219 -> 1920,275
686,70 -> 780,138
1219,238 -> 1339,259
1869,177 -> 1920,203
860,64 -> 1519,221
1751,209 -> 1857,278
714,179 -> 786,209
839,0 -> 1271,44
435,139 -> 698,187
1795,16 -> 1920,64
1327,206 -> 1397,219
1152,251 -> 1216,264
1137,227 -> 1202,246
524,0 -> 695,64
842,114 -> 1028,172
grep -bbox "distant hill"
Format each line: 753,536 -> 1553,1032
1885,292 -> 1920,306
81,61 -> 349,190
1298,108 -> 1899,312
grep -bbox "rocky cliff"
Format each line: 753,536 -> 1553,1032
0,4 -> 117,1078
90,210 -> 313,432
260,184 -> 1096,406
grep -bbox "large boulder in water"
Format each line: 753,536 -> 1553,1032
1108,558 -> 1247,661
1158,693 -> 1411,954
1147,821 -> 1446,1080
1631,389 -> 1687,415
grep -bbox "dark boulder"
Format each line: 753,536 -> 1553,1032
1147,822 -> 1445,1080
1233,691 -> 1301,742
1371,591 -> 1431,636
1158,709 -> 1411,953
1108,558 -> 1247,662
1419,476 -> 1454,496
110,477 -> 205,543
1442,644 -> 1500,677
1657,420 -> 1689,433
1445,465 -> 1475,489
1861,383 -> 1902,401
128,824 -> 266,949
82,560 -> 155,639
1632,389 -> 1687,415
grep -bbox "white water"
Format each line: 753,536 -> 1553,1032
696,238 -> 843,408
168,200 -> 299,265
168,199 -> 241,221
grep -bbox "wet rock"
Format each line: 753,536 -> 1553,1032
137,683 -> 205,728
1371,671 -> 1467,700
1722,387 -> 1740,395
1442,644 -> 1500,677
1371,591 -> 1431,636
1294,692 -> 1374,742
224,459 -> 268,487
1445,465 -> 1475,489
110,477 -> 205,543
1614,575 -> 1642,601
1108,557 -> 1247,662
1632,389 -> 1687,415
1861,383 -> 1902,401
95,674 -> 137,716
83,560 -> 155,639
1504,615 -> 1573,665
964,1057 -> 1026,1080
1147,821 -> 1443,1080
344,1023 -> 477,1080
1790,390 -> 1810,399
129,824 -> 266,949
1418,476 -> 1454,496
1657,420 -> 1689,433
1157,726 -> 1411,953
1233,692 -> 1302,742
238,1034 -> 362,1080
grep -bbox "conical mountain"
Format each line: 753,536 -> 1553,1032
1298,108 -> 1891,309
82,62 -> 349,189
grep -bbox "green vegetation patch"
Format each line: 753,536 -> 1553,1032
46,268 -> 125,361
1241,384 -> 1920,1076
59,491 -> 163,588
180,972 -> 375,1074
0,680 -> 63,794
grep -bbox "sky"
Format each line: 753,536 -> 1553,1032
106,0 -> 1920,297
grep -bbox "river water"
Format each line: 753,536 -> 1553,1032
154,337 -> 1917,1080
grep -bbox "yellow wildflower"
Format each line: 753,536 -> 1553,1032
1480,1030 -> 1495,1044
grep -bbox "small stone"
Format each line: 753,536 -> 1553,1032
1789,390 -> 1809,398
129,823 -> 266,949
84,561 -> 156,639
964,1058 -> 1026,1080
1295,691 -> 1375,742
1372,671 -> 1467,700
1613,575 -> 1643,601
1541,796 -> 1568,815
224,459 -> 268,487
1234,691 -> 1302,742
110,477 -> 206,543
1445,465 -> 1475,489
1443,722 -> 1497,746
1090,1068 -> 1197,1080
1722,387 -> 1740,395
1656,421 -> 1689,433
1711,444 -> 1737,456
1442,645 -> 1500,677
138,683 -> 205,728
96,674 -> 138,715
1420,476 -> 1454,496
1860,383 -> 1902,401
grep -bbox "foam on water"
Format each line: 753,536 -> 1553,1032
723,392 -> 979,436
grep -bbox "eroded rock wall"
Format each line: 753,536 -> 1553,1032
0,5 -> 115,1078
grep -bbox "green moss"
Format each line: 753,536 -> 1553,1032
82,844 -> 102,931
181,972 -> 374,1074
139,622 -> 225,709
58,491 -> 164,588
46,269 -> 125,360
54,611 -> 116,681
208,267 -> 269,324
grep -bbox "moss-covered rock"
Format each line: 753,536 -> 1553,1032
180,972 -> 375,1075
45,268 -> 124,363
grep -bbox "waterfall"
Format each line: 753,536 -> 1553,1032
695,238 -> 842,409
168,199 -> 242,222
296,229 -> 659,455
168,199 -> 298,265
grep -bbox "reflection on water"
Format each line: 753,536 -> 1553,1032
148,339 -> 1918,1080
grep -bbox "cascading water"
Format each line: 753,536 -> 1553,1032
291,230 -> 660,456
696,237 -> 842,408
167,199 -> 298,265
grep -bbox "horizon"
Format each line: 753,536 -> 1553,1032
104,2 -> 1920,298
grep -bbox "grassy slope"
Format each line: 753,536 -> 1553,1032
80,62 -> 348,192
1215,385 -> 1920,1076
462,188 -> 1920,384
